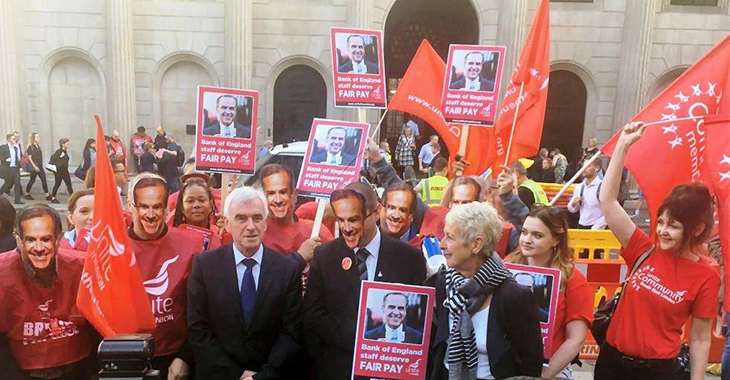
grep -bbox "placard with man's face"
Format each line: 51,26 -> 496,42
330,27 -> 387,109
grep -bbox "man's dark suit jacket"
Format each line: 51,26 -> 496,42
187,244 -> 301,380
0,144 -> 17,180
302,235 -> 426,380
338,60 -> 379,75
202,122 -> 252,139
364,324 -> 423,345
448,77 -> 496,92
310,151 -> 357,167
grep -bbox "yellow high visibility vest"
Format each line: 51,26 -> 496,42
519,179 -> 549,205
421,175 -> 449,207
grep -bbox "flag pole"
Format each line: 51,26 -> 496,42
548,149 -> 602,206
503,82 -> 525,167
369,109 -> 389,140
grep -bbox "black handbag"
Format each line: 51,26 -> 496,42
591,246 -> 654,345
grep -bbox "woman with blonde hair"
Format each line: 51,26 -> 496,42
24,132 -> 52,201
506,204 -> 593,379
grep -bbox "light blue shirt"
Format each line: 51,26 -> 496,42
233,243 -> 263,290
7,143 -> 18,167
358,228 -> 381,281
418,144 -> 437,165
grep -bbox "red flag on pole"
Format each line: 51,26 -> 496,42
601,34 -> 730,224
76,115 -> 156,337
388,40 -> 495,176
490,0 -> 551,173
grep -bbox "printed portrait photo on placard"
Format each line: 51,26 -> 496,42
448,49 -> 501,93
512,270 -> 555,324
200,92 -> 254,140
334,33 -> 380,75
308,124 -> 363,168
362,289 -> 428,345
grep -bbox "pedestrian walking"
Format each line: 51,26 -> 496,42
23,132 -> 51,201
49,138 -> 73,204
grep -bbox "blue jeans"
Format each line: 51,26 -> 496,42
720,313 -> 730,380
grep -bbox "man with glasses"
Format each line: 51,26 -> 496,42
127,173 -> 200,380
302,182 -> 426,380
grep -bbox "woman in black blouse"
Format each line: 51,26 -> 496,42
49,138 -> 73,204
24,132 -> 52,201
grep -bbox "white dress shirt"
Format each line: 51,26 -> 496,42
384,324 -> 405,342
219,122 -> 236,138
358,228 -> 381,281
568,177 -> 604,227
326,152 -> 343,165
352,60 -> 367,73
233,243 -> 263,290
464,77 -> 480,91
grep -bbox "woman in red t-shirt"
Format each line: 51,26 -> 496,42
596,122 -> 720,380
506,205 -> 593,379
171,181 -> 221,251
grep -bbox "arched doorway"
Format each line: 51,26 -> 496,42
383,0 -> 479,156
273,64 -> 327,145
646,67 -> 687,104
542,70 -> 588,163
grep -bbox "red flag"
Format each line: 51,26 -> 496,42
76,115 -> 156,337
388,40 -> 494,176
490,0 -> 551,173
601,34 -> 730,224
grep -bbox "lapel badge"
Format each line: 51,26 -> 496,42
377,271 -> 383,278
342,257 -> 353,271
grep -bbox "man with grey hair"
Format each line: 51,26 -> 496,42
188,186 -> 302,380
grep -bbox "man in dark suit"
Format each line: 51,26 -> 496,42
302,182 -> 426,380
363,292 -> 423,344
310,127 -> 357,167
449,51 -> 495,92
0,133 -> 23,204
202,94 -> 252,139
338,35 -> 379,74
188,186 -> 301,380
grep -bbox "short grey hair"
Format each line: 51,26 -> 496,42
224,186 -> 268,219
445,202 -> 503,258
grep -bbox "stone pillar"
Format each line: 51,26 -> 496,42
106,0 -> 137,138
495,0 -> 528,90
225,0 -> 253,89
613,1 -> 657,129
0,0 -> 22,136
355,0 -> 373,29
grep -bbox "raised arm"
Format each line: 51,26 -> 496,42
599,121 -> 646,247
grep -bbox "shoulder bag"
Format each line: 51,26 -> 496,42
591,246 -> 654,345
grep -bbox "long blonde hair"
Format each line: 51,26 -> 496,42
27,132 -> 39,147
506,205 -> 574,292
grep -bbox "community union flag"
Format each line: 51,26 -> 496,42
76,115 -> 156,337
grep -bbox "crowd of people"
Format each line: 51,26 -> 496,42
0,121 -> 724,380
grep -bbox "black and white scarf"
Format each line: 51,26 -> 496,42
444,254 -> 512,380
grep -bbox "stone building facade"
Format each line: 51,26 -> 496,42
0,0 -> 728,163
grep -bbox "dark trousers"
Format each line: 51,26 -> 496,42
0,167 -> 22,201
594,343 -> 678,380
51,170 -> 73,197
26,169 -> 49,194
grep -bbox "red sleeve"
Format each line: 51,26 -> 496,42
691,268 -> 721,319
295,202 -> 316,220
564,270 -> 594,327
619,227 -> 653,269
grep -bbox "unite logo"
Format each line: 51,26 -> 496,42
143,255 -> 179,296
405,358 -> 421,376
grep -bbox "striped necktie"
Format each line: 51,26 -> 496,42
356,248 -> 370,281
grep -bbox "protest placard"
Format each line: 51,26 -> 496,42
440,45 -> 506,126
194,85 -> 258,174
505,263 -> 561,358
296,118 -> 369,199
353,281 -> 435,380
331,27 -> 387,109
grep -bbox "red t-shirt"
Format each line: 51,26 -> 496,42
130,228 -> 201,357
607,227 -> 720,359
296,201 -> 336,235
0,249 -> 91,370
263,219 -> 333,255
175,224 -> 221,251
552,270 -> 593,351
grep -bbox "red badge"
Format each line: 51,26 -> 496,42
342,257 -> 352,271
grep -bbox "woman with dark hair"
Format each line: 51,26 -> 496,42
24,132 -> 52,201
60,189 -> 94,251
506,205 -> 593,379
49,138 -> 73,204
427,202 -> 543,380
79,138 -> 96,179
595,121 -> 720,380
0,197 -> 16,252
171,180 -> 220,251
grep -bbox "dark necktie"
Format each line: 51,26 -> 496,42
240,258 -> 257,325
356,248 -> 370,281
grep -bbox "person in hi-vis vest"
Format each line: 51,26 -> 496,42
414,157 -> 449,207
510,159 -> 548,209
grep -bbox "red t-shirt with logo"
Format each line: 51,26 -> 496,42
552,270 -> 593,352
0,249 -> 91,370
607,227 -> 720,359
130,228 -> 201,357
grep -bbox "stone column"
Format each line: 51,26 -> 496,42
495,0 -> 528,91
613,1 -> 657,129
106,0 -> 137,138
225,0 -> 253,89
0,0 -> 22,135
355,0 -> 373,29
